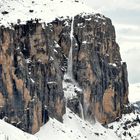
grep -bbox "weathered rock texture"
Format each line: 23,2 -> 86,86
72,14 -> 129,123
0,13 -> 129,133
0,22 -> 65,133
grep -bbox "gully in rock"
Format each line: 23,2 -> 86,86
79,101 -> 84,120
64,17 -> 75,108
63,17 -> 85,120
67,16 -> 74,79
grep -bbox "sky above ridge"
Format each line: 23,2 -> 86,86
86,0 -> 140,84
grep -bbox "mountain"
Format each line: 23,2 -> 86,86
0,0 -> 132,140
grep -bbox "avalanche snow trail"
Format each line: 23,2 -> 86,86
36,108 -> 120,140
63,17 -> 84,120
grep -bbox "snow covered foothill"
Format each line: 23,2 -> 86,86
106,83 -> 140,140
108,111 -> 140,140
0,108 -> 120,140
36,108 -> 120,140
0,119 -> 39,140
1,106 -> 140,140
0,0 -> 93,27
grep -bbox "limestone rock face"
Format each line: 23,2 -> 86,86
0,13 -> 129,133
72,14 -> 129,123
0,22 -> 65,133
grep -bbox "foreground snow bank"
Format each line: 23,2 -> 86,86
108,111 -> 140,140
0,120 -> 39,140
36,108 -> 119,140
0,108 -> 119,140
1,106 -> 140,140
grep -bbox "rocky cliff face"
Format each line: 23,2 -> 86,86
0,13 -> 129,133
0,21 -> 65,133
72,14 -> 129,123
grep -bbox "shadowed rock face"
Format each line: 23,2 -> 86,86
72,14 -> 129,123
0,22 -> 65,133
0,13 -> 128,133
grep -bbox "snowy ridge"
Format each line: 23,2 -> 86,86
36,108 -> 119,140
1,107 -> 140,140
106,83 -> 140,140
108,111 -> 140,140
0,120 -> 39,140
0,0 -> 93,27
0,108 -> 119,140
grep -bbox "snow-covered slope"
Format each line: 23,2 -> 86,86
0,120 -> 39,140
105,83 -> 140,140
108,111 -> 140,140
36,108 -> 119,140
0,109 -> 119,140
35,83 -> 140,140
0,0 -> 93,27
1,107 -> 140,140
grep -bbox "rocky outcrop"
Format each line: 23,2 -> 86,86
0,22 -> 65,133
0,13 -> 129,133
72,14 -> 129,123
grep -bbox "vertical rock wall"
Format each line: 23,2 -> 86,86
0,13 -> 129,133
72,14 -> 129,123
0,22 -> 65,133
